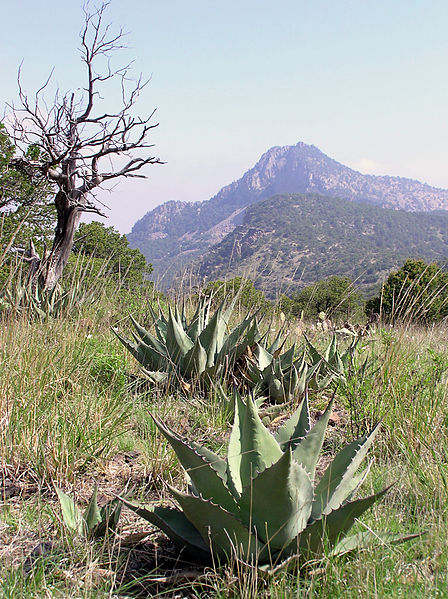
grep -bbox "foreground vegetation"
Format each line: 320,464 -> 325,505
1,284 -> 448,598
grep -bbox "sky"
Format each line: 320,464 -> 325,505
2,0 -> 448,233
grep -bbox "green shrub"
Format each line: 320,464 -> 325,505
366,259 -> 448,323
201,277 -> 271,313
280,276 -> 363,321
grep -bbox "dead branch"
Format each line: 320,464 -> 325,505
3,1 -> 163,290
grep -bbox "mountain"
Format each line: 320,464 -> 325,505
127,142 -> 448,287
197,193 -> 448,298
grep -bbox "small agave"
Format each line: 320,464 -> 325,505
244,341 -> 316,403
243,333 -> 358,403
56,485 -> 122,539
122,392 -> 417,571
304,334 -> 360,389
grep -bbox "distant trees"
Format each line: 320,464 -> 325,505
71,222 -> 152,290
0,123 -> 49,213
4,3 -> 161,291
366,259 -> 448,323
280,276 -> 362,321
201,277 -> 271,312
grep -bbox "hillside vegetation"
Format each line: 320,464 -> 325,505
198,193 -> 448,298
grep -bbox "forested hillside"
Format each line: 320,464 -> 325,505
198,193 -> 448,297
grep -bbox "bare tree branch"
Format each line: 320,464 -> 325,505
4,1 -> 163,290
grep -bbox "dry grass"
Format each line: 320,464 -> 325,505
0,300 -> 447,598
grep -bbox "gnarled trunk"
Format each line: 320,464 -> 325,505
38,207 -> 83,291
30,189 -> 84,291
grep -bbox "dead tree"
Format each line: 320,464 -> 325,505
7,3 -> 162,291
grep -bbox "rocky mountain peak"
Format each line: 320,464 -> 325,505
127,141 -> 448,286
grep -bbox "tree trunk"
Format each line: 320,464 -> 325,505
37,190 -> 83,291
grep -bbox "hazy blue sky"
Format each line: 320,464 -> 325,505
2,0 -> 448,232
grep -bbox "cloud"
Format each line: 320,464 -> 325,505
349,158 -> 383,174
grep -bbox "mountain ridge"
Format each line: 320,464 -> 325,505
127,142 -> 448,287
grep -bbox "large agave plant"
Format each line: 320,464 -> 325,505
114,297 -> 261,387
122,393 -> 416,571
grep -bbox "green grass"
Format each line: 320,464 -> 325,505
1,294 -> 448,598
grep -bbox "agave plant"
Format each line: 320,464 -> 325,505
122,392 -> 416,570
56,485 -> 122,539
304,334 -> 360,390
242,341 -> 315,403
1,272 -> 96,320
242,333 -> 355,403
114,297 -> 262,388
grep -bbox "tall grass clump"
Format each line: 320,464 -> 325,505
0,313 -> 134,482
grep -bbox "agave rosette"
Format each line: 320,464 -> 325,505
244,333 -> 357,403
114,296 -> 262,387
122,392 -> 416,570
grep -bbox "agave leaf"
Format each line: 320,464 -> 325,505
121,499 -> 209,557
294,358 -> 309,398
130,325 -> 166,357
255,344 -> 273,371
279,345 -> 295,371
186,298 -> 208,341
166,306 -> 194,360
129,333 -> 167,370
227,390 -> 245,495
228,393 -> 282,493
174,304 -> 182,326
333,350 -> 345,374
293,398 -> 335,480
55,487 -> 84,534
297,486 -> 390,558
182,338 -> 207,378
329,530 -> 423,557
83,485 -> 102,535
112,330 -> 143,363
113,328 -> 166,371
267,376 -> 285,402
324,335 -> 338,363
247,318 -> 263,345
274,393 -> 311,450
342,462 -> 372,505
221,294 -> 240,330
152,415 -> 238,514
217,313 -> 255,362
169,486 -> 266,561
141,369 -> 169,383
281,364 -> 299,401
268,328 -> 285,355
239,392 -> 284,476
198,302 -> 227,368
303,335 -> 323,366
189,440 -> 229,481
341,337 -> 361,368
95,498 -> 122,537
180,301 -> 188,330
312,423 -> 381,520
148,303 -> 168,342
240,450 -> 313,550
129,315 -> 163,350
